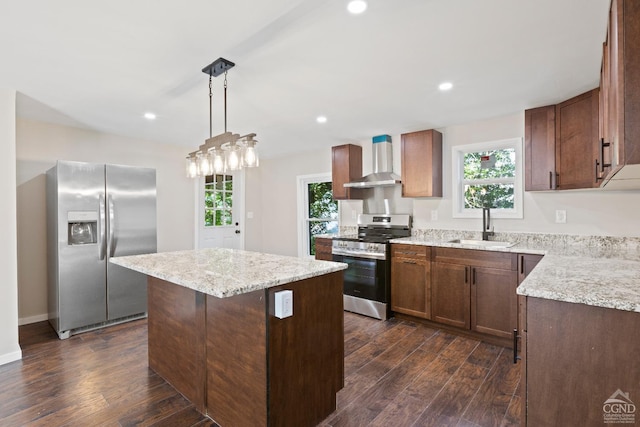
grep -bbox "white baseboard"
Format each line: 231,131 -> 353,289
18,313 -> 49,326
0,348 -> 22,366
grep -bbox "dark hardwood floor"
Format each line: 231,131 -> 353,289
0,313 -> 520,427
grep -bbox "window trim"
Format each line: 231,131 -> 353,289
451,137 -> 523,219
296,173 -> 339,258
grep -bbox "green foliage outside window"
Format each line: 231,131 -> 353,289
205,174 -> 233,226
307,182 -> 338,256
463,149 -> 515,209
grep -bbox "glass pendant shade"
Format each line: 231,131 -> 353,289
212,148 -> 225,174
186,156 -> 198,178
226,144 -> 242,171
242,139 -> 259,168
198,152 -> 213,176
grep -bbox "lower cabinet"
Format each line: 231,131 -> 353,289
432,247 -> 517,340
390,244 -> 431,319
314,237 -> 333,261
521,297 -> 640,426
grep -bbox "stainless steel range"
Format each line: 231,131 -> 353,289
332,214 -> 411,320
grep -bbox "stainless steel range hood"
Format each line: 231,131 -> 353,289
344,135 -> 401,188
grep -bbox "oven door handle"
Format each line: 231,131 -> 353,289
332,249 -> 386,260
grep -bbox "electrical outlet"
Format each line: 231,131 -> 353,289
555,210 -> 567,224
431,210 -> 438,221
274,290 -> 293,319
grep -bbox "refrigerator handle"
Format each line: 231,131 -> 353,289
98,194 -> 106,260
108,195 -> 115,258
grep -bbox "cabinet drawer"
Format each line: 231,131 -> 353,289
391,244 -> 431,260
433,247 -> 516,270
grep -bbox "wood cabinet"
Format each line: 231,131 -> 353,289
432,248 -> 517,339
331,144 -> 365,200
525,105 -> 556,191
314,237 -> 333,261
390,244 -> 431,319
521,297 -> 640,426
555,89 -> 600,189
524,89 -> 600,191
400,129 -> 443,197
517,253 -> 543,284
600,0 -> 640,183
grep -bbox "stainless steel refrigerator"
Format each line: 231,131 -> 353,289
46,160 -> 157,339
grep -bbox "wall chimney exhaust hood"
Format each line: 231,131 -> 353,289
344,135 -> 401,188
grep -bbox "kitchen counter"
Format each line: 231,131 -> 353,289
110,247 -> 347,298
111,248 -> 346,426
390,234 -> 640,313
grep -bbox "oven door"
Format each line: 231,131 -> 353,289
332,254 -> 389,303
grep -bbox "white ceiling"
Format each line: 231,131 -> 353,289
1,0 -> 610,159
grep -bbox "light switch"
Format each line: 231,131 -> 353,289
431,210 -> 438,221
555,210 -> 567,224
274,290 -> 293,319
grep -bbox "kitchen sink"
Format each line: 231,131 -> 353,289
447,239 -> 518,248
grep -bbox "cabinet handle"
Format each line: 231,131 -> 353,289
600,138 -> 611,172
520,255 -> 524,275
513,329 -> 521,364
548,171 -> 552,190
556,173 -> 560,188
402,260 -> 417,264
595,159 -> 602,182
465,266 -> 468,284
472,267 -> 477,284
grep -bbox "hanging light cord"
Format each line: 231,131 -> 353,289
224,70 -> 228,133
208,74 -> 213,138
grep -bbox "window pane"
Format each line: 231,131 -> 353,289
205,209 -> 214,226
464,184 -> 514,209
205,191 -> 214,208
464,148 -> 515,180
308,182 -> 338,219
225,175 -> 233,191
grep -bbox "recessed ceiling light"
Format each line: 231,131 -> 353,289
438,82 -> 453,91
144,112 -> 157,120
316,116 -> 328,124
347,0 -> 367,14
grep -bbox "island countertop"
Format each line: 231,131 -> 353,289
110,248 -> 347,298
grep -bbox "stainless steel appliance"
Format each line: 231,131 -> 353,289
46,160 -> 157,339
332,214 -> 411,320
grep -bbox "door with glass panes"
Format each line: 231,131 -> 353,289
198,171 -> 243,249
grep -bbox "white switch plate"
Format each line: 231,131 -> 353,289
274,290 -> 293,319
351,210 -> 357,220
555,210 -> 567,224
247,211 -> 254,219
431,210 -> 438,221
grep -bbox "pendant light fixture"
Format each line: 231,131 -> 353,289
186,57 -> 259,178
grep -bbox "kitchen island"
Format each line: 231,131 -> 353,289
111,248 -> 347,427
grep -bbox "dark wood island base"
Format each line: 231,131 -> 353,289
147,272 -> 344,427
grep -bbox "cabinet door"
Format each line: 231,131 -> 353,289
471,266 -> 518,339
331,144 -> 364,200
432,262 -> 469,329
555,88 -> 600,189
400,129 -> 443,197
391,257 -> 431,319
314,237 -> 333,261
525,105 -> 556,191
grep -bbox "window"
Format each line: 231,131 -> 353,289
452,138 -> 523,218
204,174 -> 233,226
297,174 -> 339,257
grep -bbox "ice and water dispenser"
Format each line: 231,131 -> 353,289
67,211 -> 98,245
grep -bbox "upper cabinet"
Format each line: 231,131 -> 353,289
331,144 -> 365,200
524,88 -> 600,191
555,89 -> 600,189
600,0 -> 640,185
400,129 -> 443,197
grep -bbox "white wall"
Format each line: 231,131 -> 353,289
244,148 -> 332,256
0,89 -> 22,365
16,118 -> 194,324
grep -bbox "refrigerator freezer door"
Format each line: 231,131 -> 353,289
55,161 -> 108,331
106,164 -> 157,320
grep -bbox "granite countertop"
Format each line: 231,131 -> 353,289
110,248 -> 347,298
389,234 -> 640,313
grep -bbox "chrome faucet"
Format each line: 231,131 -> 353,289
482,207 -> 494,241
